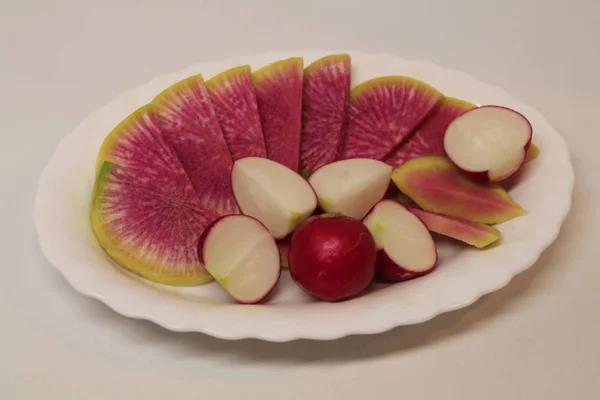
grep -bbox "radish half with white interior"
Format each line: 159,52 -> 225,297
231,157 -> 317,239
199,215 -> 281,304
308,158 -> 392,219
444,105 -> 533,183
363,200 -> 437,282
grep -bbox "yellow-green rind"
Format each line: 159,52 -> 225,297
409,206 -> 501,248
95,105 -> 154,176
319,197 -> 335,211
350,76 -> 442,101
253,57 -> 304,81
392,156 -> 527,225
319,212 -> 345,219
205,65 -> 251,92
443,97 -> 477,111
90,161 -> 213,286
304,54 -> 350,75
469,225 -> 502,248
526,143 -> 540,162
152,74 -> 205,106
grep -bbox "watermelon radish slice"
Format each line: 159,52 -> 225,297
341,76 -> 442,161
151,74 -> 238,215
253,57 -> 304,171
300,54 -> 351,176
206,65 -> 267,160
385,97 -> 476,167
92,106 -> 219,286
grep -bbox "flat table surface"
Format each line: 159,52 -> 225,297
1,1 -> 599,398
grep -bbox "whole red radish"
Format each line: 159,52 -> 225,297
288,214 -> 377,302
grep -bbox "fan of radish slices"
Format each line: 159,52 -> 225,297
91,54 -> 537,303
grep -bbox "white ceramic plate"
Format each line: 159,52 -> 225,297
34,50 -> 574,341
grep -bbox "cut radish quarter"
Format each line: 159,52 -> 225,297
231,157 -> 317,239
308,158 -> 392,219
363,200 -> 437,282
199,215 -> 280,304
444,105 -> 533,183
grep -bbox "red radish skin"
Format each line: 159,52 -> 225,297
301,54 -> 351,175
92,105 -> 220,286
151,74 -> 238,215
385,98 -> 475,167
199,215 -> 281,304
342,76 -> 442,161
253,57 -> 304,172
376,249 -> 437,282
289,214 -> 377,302
206,65 -> 268,160
363,200 -> 438,282
444,106 -> 533,183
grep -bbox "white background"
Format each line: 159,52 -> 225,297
1,0 -> 599,398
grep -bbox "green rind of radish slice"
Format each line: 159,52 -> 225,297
96,105 -> 183,174
385,97 -> 476,167
342,76 -> 443,161
151,74 -> 238,215
253,57 -> 304,172
91,107 -> 219,286
206,65 -> 267,161
300,54 -> 351,175
526,144 -> 540,162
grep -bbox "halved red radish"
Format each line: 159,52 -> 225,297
308,158 -> 392,219
199,215 -> 280,304
444,106 -> 533,183
231,157 -> 317,239
363,200 -> 437,282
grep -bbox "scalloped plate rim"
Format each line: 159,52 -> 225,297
33,50 -> 574,341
